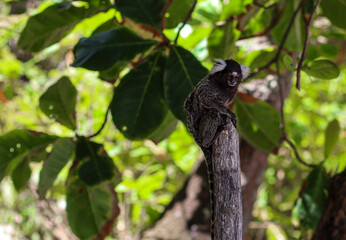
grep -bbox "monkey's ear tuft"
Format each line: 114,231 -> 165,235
210,58 -> 227,75
241,65 -> 250,79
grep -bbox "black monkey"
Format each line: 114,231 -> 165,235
184,58 -> 250,239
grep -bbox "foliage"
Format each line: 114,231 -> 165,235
0,0 -> 345,239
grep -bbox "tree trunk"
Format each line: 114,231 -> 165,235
213,121 -> 242,239
312,169 -> 346,240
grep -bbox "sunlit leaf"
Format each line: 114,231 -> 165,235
0,130 -> 58,182
220,0 -> 253,20
164,45 -> 208,123
292,165 -> 328,229
207,21 -> 240,60
76,137 -> 115,185
11,158 -> 31,191
111,51 -> 168,140
283,54 -> 296,72
302,59 -> 340,79
324,119 -> 341,159
321,0 -> 346,29
72,27 -> 158,71
66,178 -> 113,239
18,3 -> 96,52
234,99 -> 281,153
165,0 -> 195,29
39,76 -> 77,130
39,138 -> 75,199
115,0 -> 166,29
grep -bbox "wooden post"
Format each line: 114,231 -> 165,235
213,122 -> 242,240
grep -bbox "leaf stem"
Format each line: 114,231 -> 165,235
296,0 -> 322,90
87,104 -> 111,139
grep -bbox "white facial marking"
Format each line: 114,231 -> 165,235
241,65 -> 250,79
210,58 -> 227,75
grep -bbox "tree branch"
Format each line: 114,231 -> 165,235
213,121 -> 242,240
174,0 -> 197,45
296,0 -> 322,90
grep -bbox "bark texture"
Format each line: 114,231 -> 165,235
312,169 -> 346,240
213,122 -> 242,240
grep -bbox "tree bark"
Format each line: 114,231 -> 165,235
213,122 -> 242,240
312,169 -> 346,240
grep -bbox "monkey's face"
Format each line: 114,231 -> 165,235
210,59 -> 250,88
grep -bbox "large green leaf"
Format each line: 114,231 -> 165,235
39,76 -> 77,130
18,3 -> 96,52
148,110 -> 177,143
324,119 -> 341,159
165,0 -> 195,29
66,177 -> 113,239
321,0 -> 346,29
11,158 -> 31,192
302,59 -> 340,79
164,45 -> 208,123
115,0 -> 166,29
207,21 -> 240,60
72,27 -> 158,71
76,137 -> 114,185
0,130 -> 58,181
234,99 -> 281,153
111,51 -> 168,139
271,0 -> 305,51
39,138 -> 75,199
292,165 -> 328,229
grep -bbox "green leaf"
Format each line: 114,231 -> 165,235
39,76 -> 77,130
321,0 -> 346,29
111,51 -> 168,139
91,18 -> 118,35
220,0 -> 253,20
292,165 -> 328,229
66,178 -> 112,239
39,138 -> 75,199
76,138 -> 114,185
250,49 -> 277,70
18,3 -> 96,52
207,21 -> 240,60
11,158 -> 31,191
149,110 -> 177,143
72,27 -> 158,71
271,0 -> 305,51
115,0 -> 166,29
324,119 -> 341,159
164,45 -> 208,123
165,0 -> 195,29
283,54 -> 296,72
0,130 -> 58,182
98,61 -> 127,83
303,59 -> 340,79
234,99 -> 282,153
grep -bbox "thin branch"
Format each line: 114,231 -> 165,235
296,0 -> 322,90
247,0 -> 305,80
284,137 -> 315,168
275,60 -> 286,135
239,4 -> 282,40
253,1 -> 277,10
174,0 -> 197,45
87,103 -> 111,138
161,0 -> 173,31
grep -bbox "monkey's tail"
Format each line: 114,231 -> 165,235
202,147 -> 215,240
